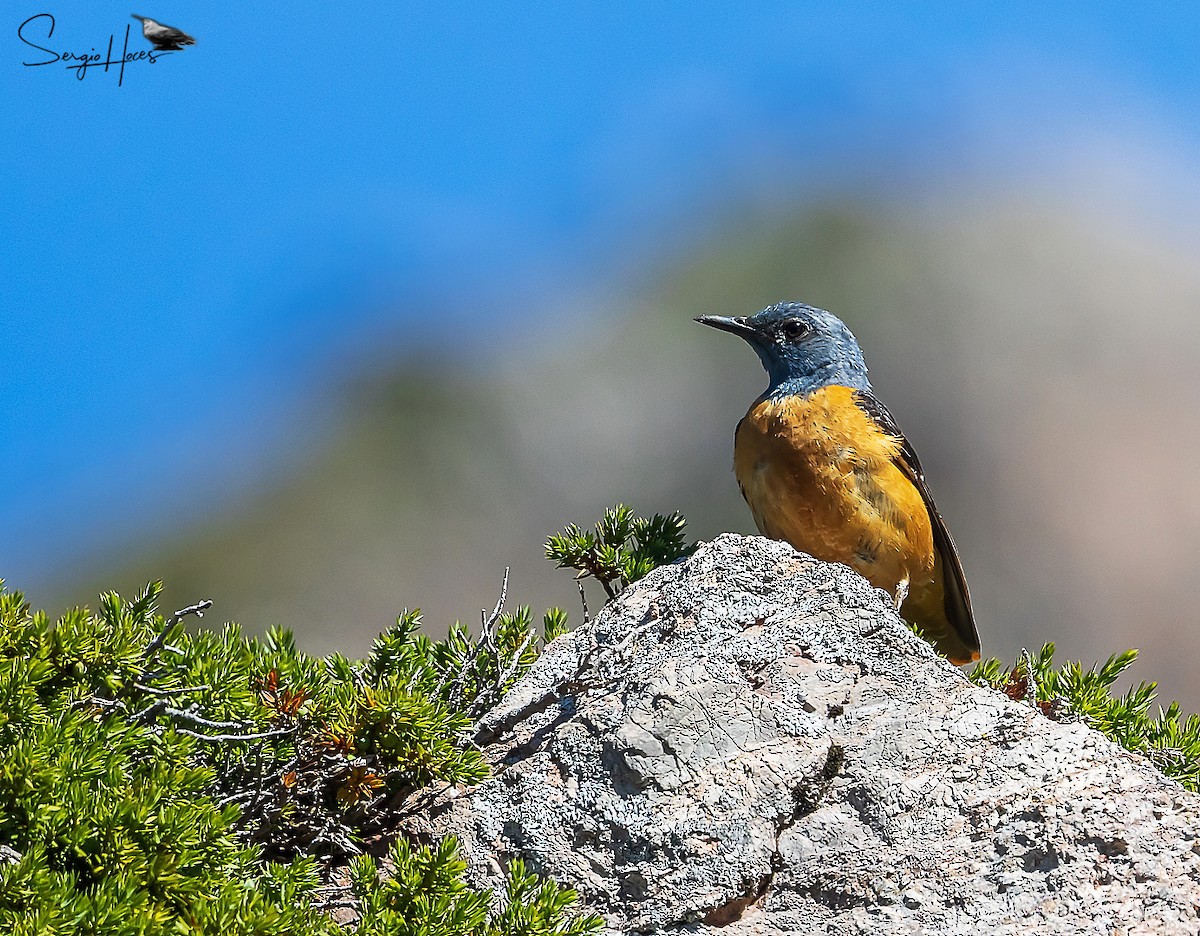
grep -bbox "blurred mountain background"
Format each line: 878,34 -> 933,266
8,5 -> 1200,708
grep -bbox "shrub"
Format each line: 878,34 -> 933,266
0,571 -> 599,934
971,643 -> 1200,791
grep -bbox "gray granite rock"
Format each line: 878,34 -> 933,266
409,534 -> 1200,935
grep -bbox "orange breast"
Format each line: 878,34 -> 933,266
733,386 -> 937,606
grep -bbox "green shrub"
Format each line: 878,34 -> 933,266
0,586 -> 335,933
545,504 -> 693,600
971,643 -> 1200,791
350,838 -> 600,936
0,572 -> 599,934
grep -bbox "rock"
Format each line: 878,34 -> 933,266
407,534 -> 1200,934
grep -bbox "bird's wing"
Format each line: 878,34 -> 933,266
852,388 -> 980,658
148,23 -> 195,44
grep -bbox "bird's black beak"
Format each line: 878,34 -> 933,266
131,14 -> 144,21
694,315 -> 758,340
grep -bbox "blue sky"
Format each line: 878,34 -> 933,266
6,2 -> 1200,590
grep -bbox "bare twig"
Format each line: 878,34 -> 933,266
441,640 -> 483,708
130,694 -> 289,741
173,725 -> 299,743
214,789 -> 262,807
133,682 -> 212,697
471,629 -> 536,719
159,708 -> 252,730
476,567 -> 509,655
74,696 -> 126,713
440,569 -> 511,708
130,699 -> 168,722
1020,648 -> 1041,710
575,562 -> 618,600
496,631 -> 535,688
477,621 -> 496,659
486,567 -> 510,630
576,580 -> 591,625
143,599 -> 212,661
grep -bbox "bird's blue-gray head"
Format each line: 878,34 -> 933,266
696,301 -> 871,398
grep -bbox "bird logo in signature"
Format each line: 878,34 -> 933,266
131,14 -> 195,52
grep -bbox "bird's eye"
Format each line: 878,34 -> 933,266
780,319 -> 810,340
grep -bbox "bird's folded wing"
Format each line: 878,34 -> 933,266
852,389 -> 980,658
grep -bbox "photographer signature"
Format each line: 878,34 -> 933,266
19,13 -> 176,86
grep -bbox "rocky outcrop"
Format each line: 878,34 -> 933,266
407,534 -> 1200,935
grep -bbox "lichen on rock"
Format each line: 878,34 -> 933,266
404,534 -> 1200,935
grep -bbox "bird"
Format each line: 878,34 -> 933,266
131,14 -> 196,51
697,302 -> 980,664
